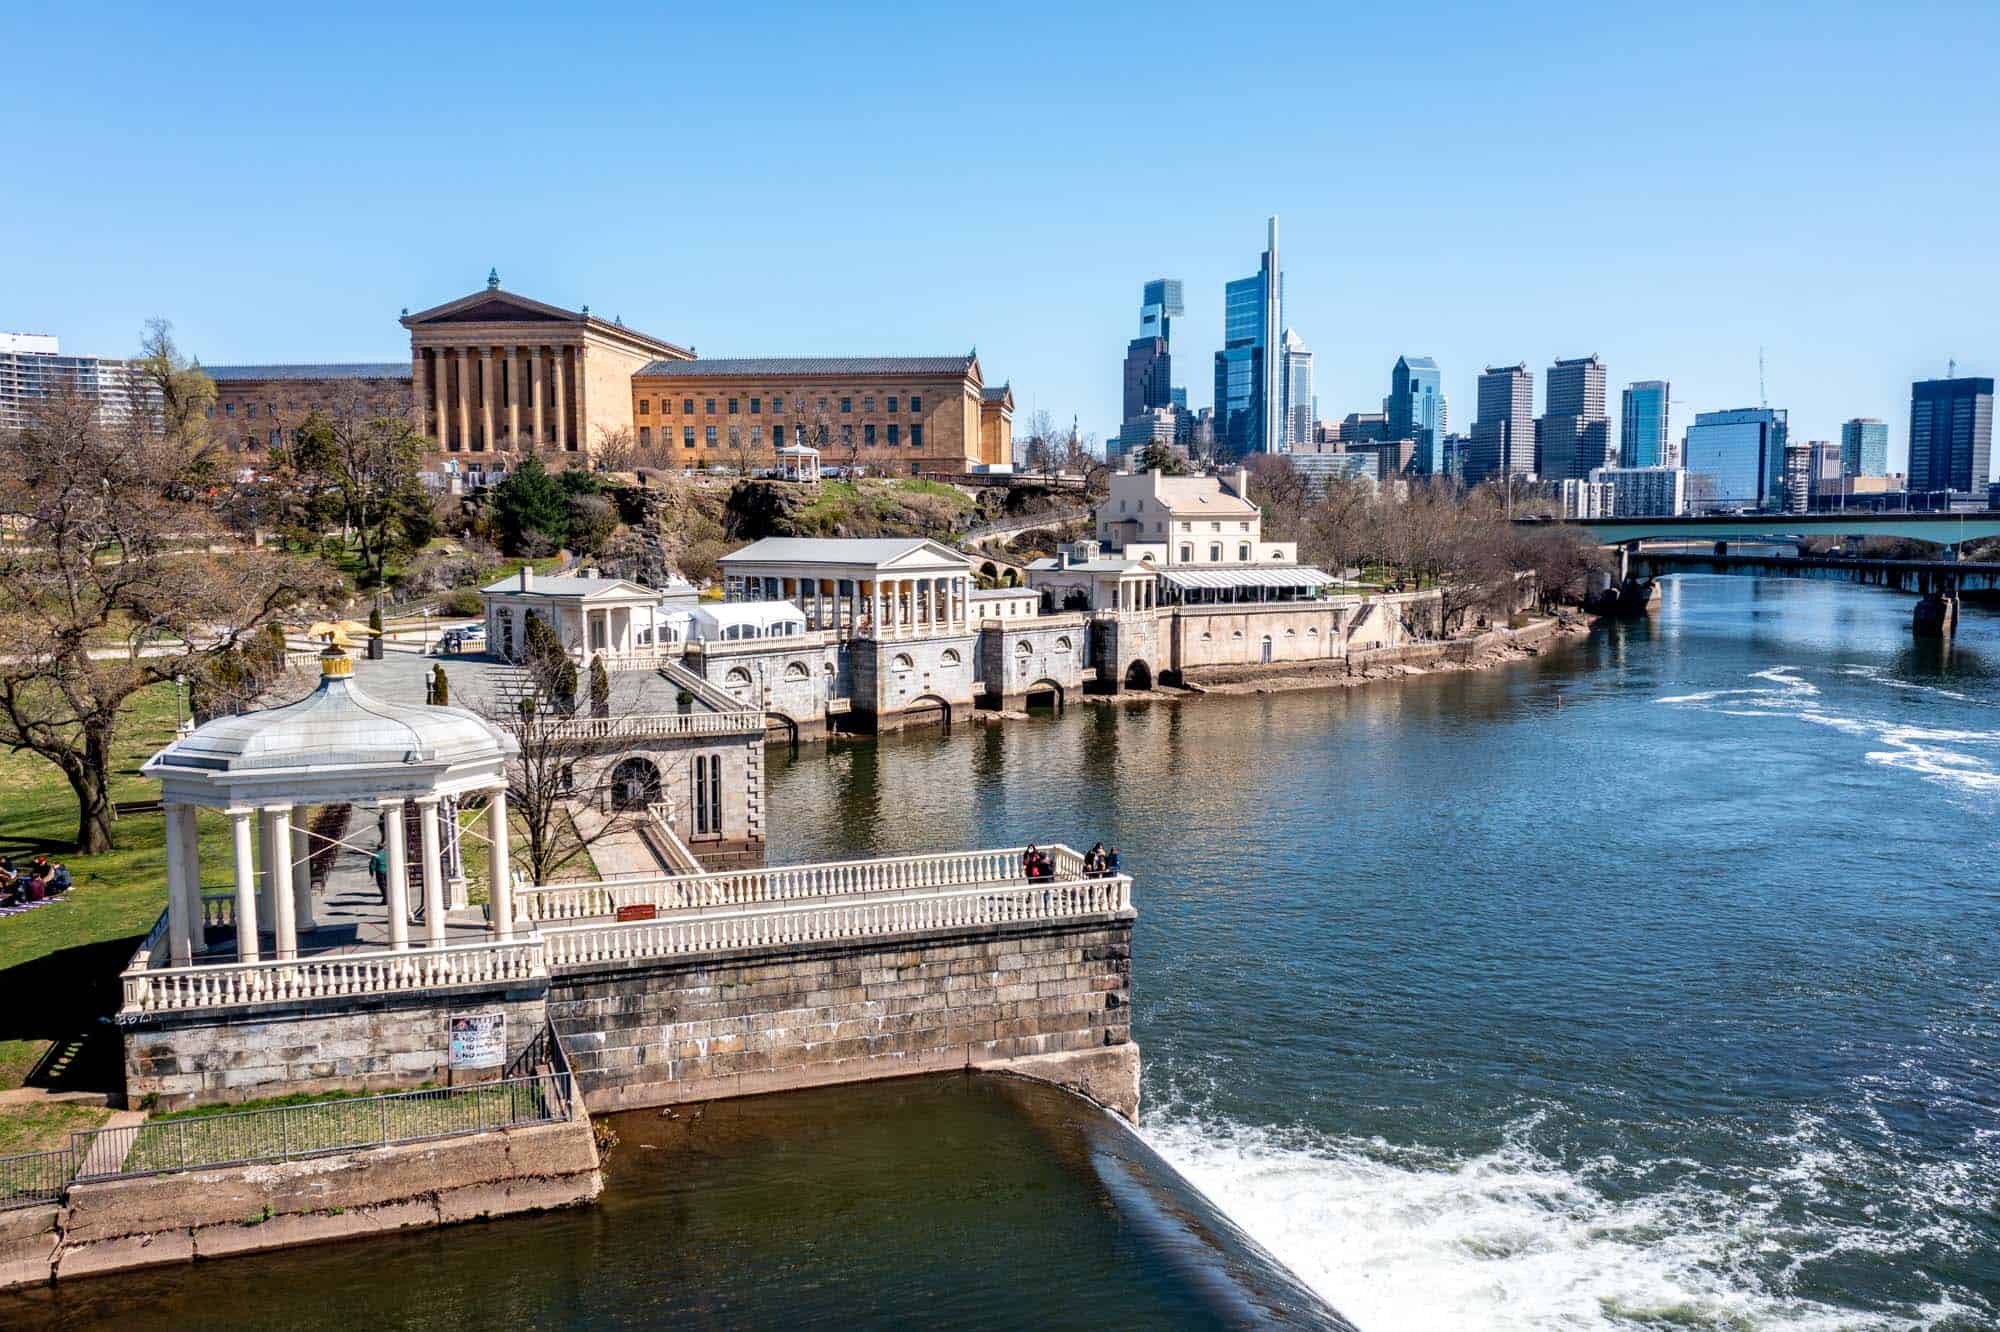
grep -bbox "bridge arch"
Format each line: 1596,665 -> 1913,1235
1024,678 -> 1065,713
905,694 -> 952,731
1123,660 -> 1153,691
763,711 -> 800,745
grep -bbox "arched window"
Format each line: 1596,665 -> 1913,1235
892,653 -> 914,672
1014,641 -> 1032,659
725,667 -> 753,689
784,662 -> 810,681
1054,636 -> 1072,652
941,648 -> 962,667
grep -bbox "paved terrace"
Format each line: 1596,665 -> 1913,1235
119,844 -> 1130,1015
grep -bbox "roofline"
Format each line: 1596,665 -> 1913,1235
400,287 -> 691,359
633,357 -> 979,382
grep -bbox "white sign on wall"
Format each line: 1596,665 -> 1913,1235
448,1012 -> 506,1070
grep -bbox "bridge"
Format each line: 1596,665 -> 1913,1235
1530,511 -> 2000,640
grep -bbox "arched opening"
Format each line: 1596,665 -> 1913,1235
764,711 -> 799,745
608,756 -> 662,812
905,693 -> 952,731
1124,660 -> 1153,691
1001,568 -> 1020,587
979,561 -> 1000,585
1025,678 -> 1065,713
783,661 -> 810,681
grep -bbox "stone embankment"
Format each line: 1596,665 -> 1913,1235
0,1116 -> 600,1290
1183,615 -> 1587,698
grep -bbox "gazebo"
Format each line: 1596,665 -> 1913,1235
141,642 -> 521,967
775,442 -> 821,482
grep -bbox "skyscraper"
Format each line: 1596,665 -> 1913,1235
1388,356 -> 1445,474
1683,407 -> 1788,512
1121,278 -> 1183,423
1907,377 -> 1994,496
1140,279 -> 1183,343
1213,217 -> 1282,459
1536,355 -> 1610,481
1281,329 -> 1313,453
1620,380 -> 1671,468
1465,364 -> 1534,486
1840,418 -> 1888,477
0,334 -> 161,434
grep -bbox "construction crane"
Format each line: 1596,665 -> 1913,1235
1759,346 -> 1767,409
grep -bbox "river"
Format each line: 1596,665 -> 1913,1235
763,574 -> 1998,1330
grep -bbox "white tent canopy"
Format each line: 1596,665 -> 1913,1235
692,600 -> 809,642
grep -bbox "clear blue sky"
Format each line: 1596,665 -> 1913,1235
5,2 -> 1995,472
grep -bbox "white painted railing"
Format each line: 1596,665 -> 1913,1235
201,894 -> 234,930
592,651 -> 677,673
541,876 -> 1133,969
515,710 -> 765,743
513,845 -> 1082,923
120,937 -> 547,1014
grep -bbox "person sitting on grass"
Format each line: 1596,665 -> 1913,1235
46,862 -> 71,896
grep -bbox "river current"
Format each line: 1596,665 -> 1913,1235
766,575 -> 1998,1330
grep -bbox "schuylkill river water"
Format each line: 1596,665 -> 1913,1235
6,575 -> 1994,1330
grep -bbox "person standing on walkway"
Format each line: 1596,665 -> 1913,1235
368,842 -> 389,903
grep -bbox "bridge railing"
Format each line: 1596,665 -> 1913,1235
120,936 -> 548,1015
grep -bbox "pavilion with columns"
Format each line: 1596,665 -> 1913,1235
717,537 -> 977,639
140,644 -> 521,967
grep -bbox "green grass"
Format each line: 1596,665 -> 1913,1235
0,1100 -> 108,1155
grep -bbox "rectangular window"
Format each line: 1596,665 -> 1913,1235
887,423 -> 900,445
683,426 -> 695,448
864,424 -> 876,445
684,398 -> 695,415
693,753 -> 722,835
910,424 -> 923,448
773,424 -> 785,446
840,397 -> 852,413
910,395 -> 922,413
639,426 -> 651,446
727,397 -> 739,415
841,424 -> 854,445
705,426 -> 718,447
750,426 -> 762,445
245,404 -> 257,420
748,397 -> 760,415
888,396 -> 899,413
638,399 -> 650,415
224,403 -> 235,417
771,395 -> 784,412
818,396 -> 829,411
705,398 -> 716,414
863,395 -> 875,412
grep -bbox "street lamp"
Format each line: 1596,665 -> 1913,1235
173,674 -> 191,735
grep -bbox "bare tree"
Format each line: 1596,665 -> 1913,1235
0,389 -> 337,851
270,383 -> 436,586
593,424 -> 643,474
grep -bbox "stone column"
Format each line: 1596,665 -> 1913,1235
455,349 -> 472,454
417,796 -> 446,947
571,346 -> 586,453
229,808 -> 260,964
291,818 -> 314,933
506,347 -> 521,448
432,349 -> 449,448
265,806 -> 298,960
552,348 -> 568,451
478,348 -> 494,451
531,349 -> 547,448
176,805 -> 205,954
163,801 -> 193,967
382,799 -> 410,952
412,350 -> 430,444
488,788 -> 513,940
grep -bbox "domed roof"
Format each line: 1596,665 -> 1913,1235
153,653 -> 517,776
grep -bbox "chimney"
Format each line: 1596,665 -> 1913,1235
519,564 -> 533,591
1231,467 -> 1249,500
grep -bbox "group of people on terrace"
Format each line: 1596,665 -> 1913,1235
1020,843 -> 1121,882
0,854 -> 71,910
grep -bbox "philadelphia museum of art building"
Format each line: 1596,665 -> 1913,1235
204,274 -> 1014,475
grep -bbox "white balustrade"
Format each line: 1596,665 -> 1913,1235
513,845 -> 1079,923
120,937 -> 547,1014
542,876 -> 1133,969
201,894 -> 235,930
514,710 -> 765,743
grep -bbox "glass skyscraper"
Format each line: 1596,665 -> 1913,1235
1839,418 -> 1888,477
1537,355 -> 1610,481
1465,364 -> 1534,486
1281,329 -> 1313,453
1620,381 -> 1671,468
1388,355 -> 1444,474
1213,217 -> 1282,459
1907,377 -> 1994,496
1683,407 -> 1788,512
1122,278 -> 1184,422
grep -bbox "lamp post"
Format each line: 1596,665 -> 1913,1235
173,674 -> 191,735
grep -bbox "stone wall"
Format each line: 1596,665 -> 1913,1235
851,632 -> 979,730
0,1116 -> 599,1289
1090,611 -> 1167,691
122,984 -> 549,1109
548,915 -> 1136,1119
976,614 -> 1088,708
690,637 -> 844,739
567,727 -> 764,866
1166,602 -> 1350,672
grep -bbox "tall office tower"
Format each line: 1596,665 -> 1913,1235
1464,364 -> 1534,486
1840,417 -> 1888,477
1908,376 -> 1994,497
1682,407 -> 1789,512
1782,440 -> 1814,514
1281,329 -> 1314,453
1140,279 -> 1184,343
1121,278 -> 1184,422
1536,355 -> 1610,481
1212,217 -> 1283,459
0,334 -> 161,434
1621,380 -> 1671,468
1809,440 -> 1843,507
1388,355 -> 1445,474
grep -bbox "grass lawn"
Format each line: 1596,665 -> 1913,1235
0,1100 -> 109,1156
0,684 -> 239,1105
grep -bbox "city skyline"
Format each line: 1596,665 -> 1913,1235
4,3 -> 1994,476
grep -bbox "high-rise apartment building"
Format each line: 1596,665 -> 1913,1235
1620,380 -> 1671,468
1536,355 -> 1610,481
1465,364 -> 1534,486
1907,377 -> 1994,497
0,334 -> 161,434
1683,407 -> 1788,512
1281,329 -> 1313,453
1213,217 -> 1282,459
1388,355 -> 1445,474
1589,465 -> 1689,517
1840,417 -> 1888,477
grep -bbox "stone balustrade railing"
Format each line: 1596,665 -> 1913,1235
541,875 -> 1134,970
516,709 -> 766,743
201,893 -> 235,930
514,845 -> 1081,923
120,937 -> 548,1015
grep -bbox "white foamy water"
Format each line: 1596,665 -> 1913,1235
1140,1114 -> 1980,1332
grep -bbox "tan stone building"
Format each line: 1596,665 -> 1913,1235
630,355 -> 1012,475
207,363 -> 413,455
402,279 -> 690,457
